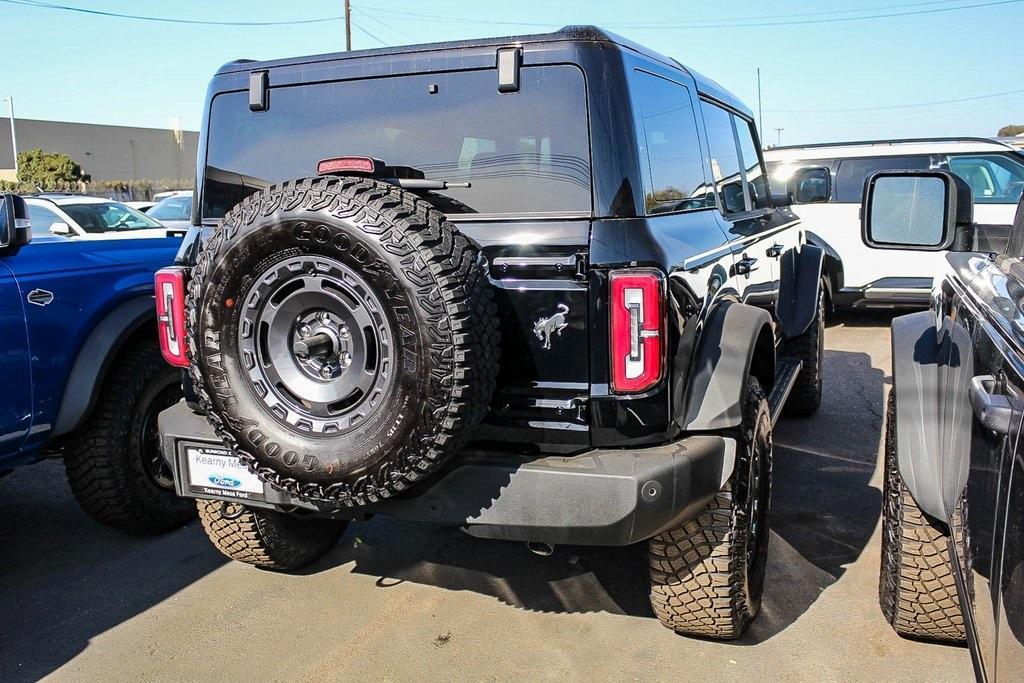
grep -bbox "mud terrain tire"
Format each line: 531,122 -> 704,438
783,279 -> 824,417
187,177 -> 499,506
648,376 -> 773,639
197,500 -> 346,570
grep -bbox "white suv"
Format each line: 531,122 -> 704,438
764,138 -> 1024,308
24,195 -> 172,240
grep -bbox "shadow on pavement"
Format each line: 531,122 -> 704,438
313,346 -> 887,644
0,461 -> 225,682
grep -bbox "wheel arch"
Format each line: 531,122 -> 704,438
51,296 -> 156,437
681,301 -> 775,431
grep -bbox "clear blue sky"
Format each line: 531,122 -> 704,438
2,0 -> 1022,145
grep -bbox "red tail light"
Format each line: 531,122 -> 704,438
317,156 -> 384,176
609,269 -> 664,394
155,267 -> 189,368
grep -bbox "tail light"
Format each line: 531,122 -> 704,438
610,269 -> 665,394
155,267 -> 188,367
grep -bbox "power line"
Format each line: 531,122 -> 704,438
357,0 -> 1024,29
767,88 -> 1024,113
0,0 -> 343,25
350,17 -> 387,46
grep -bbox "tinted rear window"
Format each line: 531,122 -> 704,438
203,66 -> 591,219
834,155 -> 932,202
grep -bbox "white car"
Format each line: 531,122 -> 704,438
124,200 -> 156,212
764,138 -> 1024,308
146,192 -> 193,231
24,195 -> 174,240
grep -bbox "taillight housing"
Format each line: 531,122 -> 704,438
155,267 -> 189,368
609,269 -> 665,394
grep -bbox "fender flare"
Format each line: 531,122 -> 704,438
777,243 -> 824,340
890,310 -> 972,522
681,301 -> 775,431
51,296 -> 156,437
806,231 -> 843,303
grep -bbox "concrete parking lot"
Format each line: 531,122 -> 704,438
0,312 -> 973,682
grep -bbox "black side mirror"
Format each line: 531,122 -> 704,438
861,170 -> 973,252
789,166 -> 831,204
0,193 -> 31,255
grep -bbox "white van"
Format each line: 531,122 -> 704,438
764,138 -> 1024,308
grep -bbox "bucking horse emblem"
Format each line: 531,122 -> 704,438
533,303 -> 570,350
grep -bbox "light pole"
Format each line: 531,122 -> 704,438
774,127 -> 784,147
2,96 -> 18,180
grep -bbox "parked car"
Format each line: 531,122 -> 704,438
0,193 -> 192,533
24,194 -> 174,240
152,189 -> 192,202
764,138 -> 1024,309
861,172 -> 1024,679
125,200 -> 156,213
155,26 -> 830,639
146,191 -> 192,230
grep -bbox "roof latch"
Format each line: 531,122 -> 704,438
496,47 -> 521,93
249,70 -> 269,112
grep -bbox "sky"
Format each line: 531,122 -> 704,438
1,0 -> 1022,146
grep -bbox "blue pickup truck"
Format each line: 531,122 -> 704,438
0,193 -> 193,533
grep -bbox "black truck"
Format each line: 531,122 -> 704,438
156,26 -> 829,639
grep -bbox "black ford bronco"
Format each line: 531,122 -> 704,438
157,26 -> 829,639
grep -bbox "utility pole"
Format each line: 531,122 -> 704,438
3,96 -> 18,180
344,0 -> 352,51
774,127 -> 784,147
756,68 -> 763,142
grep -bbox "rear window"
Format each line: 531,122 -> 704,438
834,155 -> 933,202
202,65 -> 591,219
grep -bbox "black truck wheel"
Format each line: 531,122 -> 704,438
63,338 -> 195,533
187,177 -> 499,506
879,391 -> 967,643
196,500 -> 347,570
782,279 -> 824,417
648,376 -> 772,639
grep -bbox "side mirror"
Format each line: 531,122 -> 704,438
862,170 -> 973,252
50,222 -> 72,236
789,166 -> 831,204
0,193 -> 31,255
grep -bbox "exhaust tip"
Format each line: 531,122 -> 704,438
527,541 -> 554,557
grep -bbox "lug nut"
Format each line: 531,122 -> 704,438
338,325 -> 350,339
320,365 -> 334,379
298,324 -> 312,338
341,352 -> 352,368
319,311 -> 332,324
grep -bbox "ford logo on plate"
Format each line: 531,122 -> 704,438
209,474 -> 242,488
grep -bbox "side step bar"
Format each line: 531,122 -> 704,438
768,358 -> 803,425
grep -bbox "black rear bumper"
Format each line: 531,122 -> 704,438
159,401 -> 736,546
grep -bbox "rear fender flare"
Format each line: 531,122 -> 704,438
681,301 -> 775,431
777,244 -> 824,339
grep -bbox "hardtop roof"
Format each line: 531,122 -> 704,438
214,24 -> 752,117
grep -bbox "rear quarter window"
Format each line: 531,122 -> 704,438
203,65 -> 592,219
834,155 -> 933,203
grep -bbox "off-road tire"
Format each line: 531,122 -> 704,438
187,176 -> 499,507
879,390 -> 967,643
196,500 -> 347,570
63,338 -> 194,533
783,279 -> 824,417
648,377 -> 773,639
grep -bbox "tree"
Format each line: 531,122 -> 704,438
998,124 -> 1024,137
15,148 -> 89,188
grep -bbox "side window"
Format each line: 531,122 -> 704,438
632,71 -> 711,215
27,205 -> 60,236
734,118 -> 770,209
947,154 -> 1024,204
700,101 -> 746,213
834,156 -> 932,202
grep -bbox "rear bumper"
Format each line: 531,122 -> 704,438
159,401 -> 736,546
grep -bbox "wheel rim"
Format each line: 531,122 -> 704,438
141,384 -> 180,490
745,420 -> 771,594
237,254 -> 395,434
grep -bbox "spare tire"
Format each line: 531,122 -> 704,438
187,176 -> 499,506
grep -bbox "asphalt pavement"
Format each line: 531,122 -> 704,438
0,311 -> 974,682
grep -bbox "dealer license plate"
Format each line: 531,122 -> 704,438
185,446 -> 265,500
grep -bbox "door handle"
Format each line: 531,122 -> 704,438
766,243 -> 784,258
969,375 -> 1013,434
735,255 -> 759,276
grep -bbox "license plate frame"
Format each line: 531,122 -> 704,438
183,446 -> 267,502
